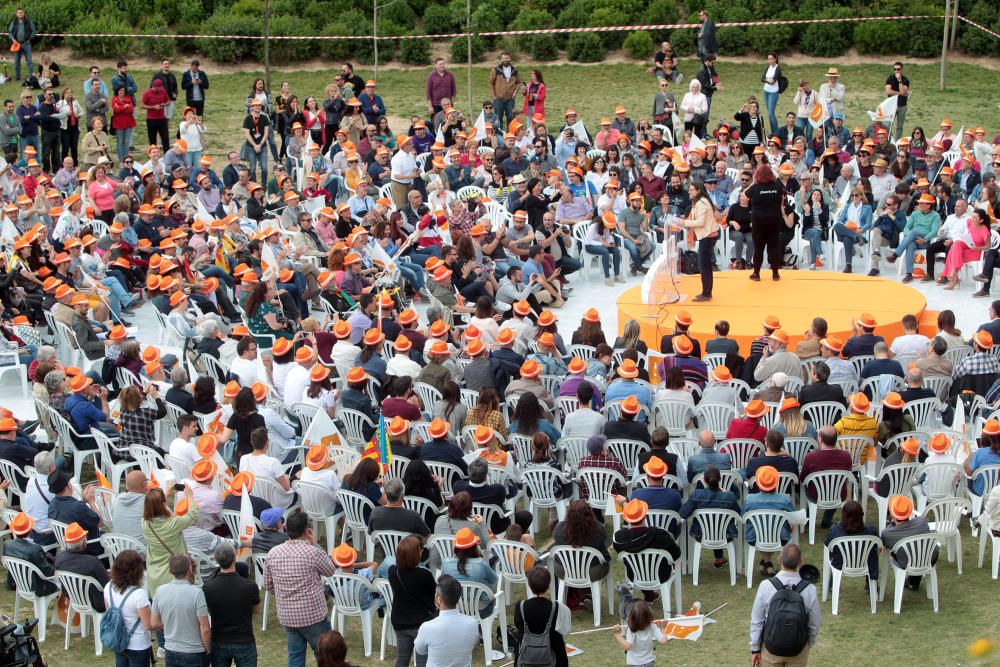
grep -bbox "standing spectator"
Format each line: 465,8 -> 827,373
522,69 -> 546,119
264,512 -> 334,667
56,87 -> 83,162
37,86 -> 63,173
489,51 -> 521,131
242,100 -> 270,184
111,86 -> 136,165
426,58 -> 456,117
142,485 -> 200,598
103,549 -> 154,667
151,60 -> 179,121
885,62 -> 910,140
181,60 -> 209,116
15,89 -> 40,155
514,566 -> 572,667
151,554 -> 212,666
749,544 -> 821,665
111,60 -> 139,106
7,8 -> 34,82
387,535 -> 437,667
697,9 -> 718,62
203,542 -> 260,666
141,79 -> 170,150
760,53 -> 783,135
696,54 -> 721,117
818,67 -> 845,132
414,574 -> 480,666
0,97 -> 21,156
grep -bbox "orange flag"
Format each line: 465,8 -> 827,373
96,471 -> 112,490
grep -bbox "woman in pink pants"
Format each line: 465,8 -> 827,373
942,208 -> 992,290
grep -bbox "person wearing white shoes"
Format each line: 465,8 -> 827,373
585,212 -> 625,286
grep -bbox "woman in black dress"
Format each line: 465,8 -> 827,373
741,163 -> 786,281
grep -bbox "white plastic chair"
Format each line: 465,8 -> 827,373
821,535 -> 881,615
456,580 -> 508,665
55,570 -> 105,655
336,489 -> 376,555
412,382 -> 443,411
802,470 -> 857,544
836,435 -> 874,474
520,467 -> 570,531
917,462 -> 964,510
783,437 -> 817,469
98,533 -> 144,561
719,439 -> 763,471
0,351 -> 28,396
689,508 -> 740,587
47,410 -> 102,481
879,534 -> 941,613
219,509 -> 262,542
696,402 -> 737,439
558,437 -> 589,470
619,549 -> 682,615
801,401 -> 847,427
369,530 -> 410,563
289,402 -> 319,433
372,577 -> 396,660
90,428 -> 139,492
968,465 -> 1000,520
339,408 -> 375,448
401,495 -> 440,524
606,439 -> 650,473
293,480 -> 343,553
488,539 -> 540,600
903,397 -> 941,430
326,571 -> 379,657
251,554 -> 272,631
549,545 -> 614,627
925,496 -> 970,575
424,461 -> 466,500
568,344 -> 597,361
652,399 -> 695,437
977,513 -> 1000,578
577,468 -> 626,527
743,510 -> 797,589
2,556 -> 59,642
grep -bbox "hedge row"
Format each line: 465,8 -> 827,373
6,0 -> 1000,63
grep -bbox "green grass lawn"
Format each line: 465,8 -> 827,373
6,58 -> 998,160
2,515 -> 998,667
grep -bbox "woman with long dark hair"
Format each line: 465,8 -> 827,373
824,499 -> 879,581
434,380 -> 467,435
244,281 -> 294,346
681,181 -> 720,301
316,630 -> 359,667
878,392 -> 914,453
741,162 -> 786,281
522,69 -> 546,118
511,391 -> 561,443
571,309 -> 607,347
104,549 -> 153,666
386,536 -> 436,667
219,386 -> 266,459
552,499 -> 610,608
441,527 -> 498,617
342,457 -> 386,522
402,459 -> 443,525
464,386 -> 507,437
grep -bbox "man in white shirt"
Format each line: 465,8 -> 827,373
254,383 -> 298,464
924,198 -> 970,283
890,313 -> 930,358
389,135 -> 419,209
414,575 -> 480,666
869,159 -> 898,204
168,415 -> 202,466
385,336 -> 422,379
229,336 -> 260,386
329,319 -> 362,370
562,382 -> 607,438
283,345 -> 316,406
21,450 -> 58,544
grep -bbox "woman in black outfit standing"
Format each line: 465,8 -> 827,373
733,97 -> 767,158
514,566 -> 570,667
741,163 -> 786,281
387,535 -> 437,667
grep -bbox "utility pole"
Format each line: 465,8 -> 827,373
466,0 -> 472,116
950,0 -> 959,49
940,0 -> 950,90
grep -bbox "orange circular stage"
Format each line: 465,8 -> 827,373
616,271 -> 929,358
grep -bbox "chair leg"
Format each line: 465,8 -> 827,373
728,543 -> 737,587
64,611 -> 72,651
691,543 -> 702,587
978,530 -> 987,569
361,611 -> 372,657
893,569 -> 905,614
831,571 -> 841,616
993,537 -> 1000,580
955,536 -> 963,575
94,613 -> 103,656
482,619 -> 493,666
868,576 -> 877,614
929,569 -> 939,613
808,504 -> 817,545
591,582 -> 601,627
746,545 -> 755,589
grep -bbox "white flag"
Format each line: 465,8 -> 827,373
807,100 -> 829,129
436,127 -> 445,144
687,133 -> 706,155
303,408 -> 346,450
260,241 -> 278,282
867,96 -> 898,123
473,111 -> 486,138
239,488 -> 256,543
569,120 -> 590,146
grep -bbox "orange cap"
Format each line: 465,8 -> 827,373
224,380 -> 241,399
197,433 -> 219,458
899,437 -> 920,457
712,365 -> 732,383
466,339 -> 486,357
975,330 -> 994,350
769,329 -> 789,345
513,300 -> 532,317
821,336 -> 844,353
230,471 -> 255,496
295,346 -> 317,363
63,522 -> 88,544
428,340 -> 451,357
675,310 -> 694,327
883,392 -> 905,410
857,312 -> 877,328
617,359 -> 640,379
346,367 -> 368,384
473,425 -> 495,447
387,416 -> 410,438
9,512 -> 34,537
192,458 -> 218,482
985,419 -> 1000,436
583,308 -> 600,323
251,382 -> 268,403
673,335 -> 693,355
928,433 -> 950,455
310,364 -> 331,382
393,336 -> 413,353
763,315 -> 781,330
272,338 -> 293,357
567,357 -> 586,374
497,328 -> 516,347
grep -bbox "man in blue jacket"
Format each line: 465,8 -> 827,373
181,60 -> 209,116
358,80 -> 386,126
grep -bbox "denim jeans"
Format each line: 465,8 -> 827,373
202,264 -> 235,289
115,647 -> 152,667
803,227 -> 824,261
246,147 -> 268,184
833,223 -> 864,264
397,259 -> 425,291
795,116 -> 813,142
165,650 -> 209,667
894,230 -> 928,273
284,619 -> 330,667
585,242 -> 621,278
19,134 -> 40,156
698,235 -> 717,296
14,42 -> 32,80
763,91 -> 780,135
556,254 -> 582,276
116,128 -> 134,164
492,98 -> 515,131
394,627 -> 428,667
211,640 -> 258,667
621,237 -> 645,269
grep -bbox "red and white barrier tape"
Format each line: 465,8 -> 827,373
957,15 -> 1000,41
35,14 -> 941,41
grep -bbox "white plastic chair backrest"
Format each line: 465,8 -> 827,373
374,577 -> 394,613
329,446 -> 362,478
49,520 -> 71,551
510,434 -> 534,464
690,509 -> 740,548
92,487 -> 117,524
3,557 -> 54,601
459,388 -> 481,410
653,399 -> 693,435
371,530 -> 411,559
549,545 -> 604,586
871,463 -> 920,498
166,455 -> 192,482
783,437 -> 817,468
942,346 -> 971,366
413,382 -> 443,410
251,553 -> 267,585
719,439 -> 763,470
703,353 -> 726,372
99,533 -> 144,560
401,495 -> 439,520
427,534 -> 456,563
520,467 -> 566,505
848,356 -> 874,378
972,465 -> 1000,498
337,489 -> 376,530
326,571 -> 375,614
188,547 -> 218,583
559,437 -> 589,469
295,481 -> 338,521
290,402 -> 319,433
801,401 -> 847,427
220,509 -> 261,538
803,470 -> 856,508
252,477 -> 287,508
692,470 -> 743,497
836,436 -> 874,470
826,534 -> 881,577
556,396 -> 579,423
488,540 -> 539,584
891,534 -> 940,575
132,446 -> 165,477
919,462 -> 964,500
903,398 -> 941,429
423,462 -> 465,499
924,497 -> 970,536
568,344 -> 597,361
884,431 -> 928,455
115,366 -> 142,389
743,510 -> 791,550
620,549 -> 676,588
668,438 -> 700,470
646,509 -> 684,534
456,580 -> 497,617
56,570 -> 104,615
606,439 -> 650,471
577,468 -> 625,508
387,456 -> 411,481
784,377 -> 805,395
339,408 -> 375,445
696,402 -> 737,436
0,459 -> 27,498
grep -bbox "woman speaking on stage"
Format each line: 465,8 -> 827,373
741,163 -> 786,282
681,181 -> 720,302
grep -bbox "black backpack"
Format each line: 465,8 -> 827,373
762,577 -> 811,657
516,600 -> 557,667
681,250 -> 700,274
777,75 -> 789,94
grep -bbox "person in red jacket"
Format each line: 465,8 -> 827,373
110,85 -> 136,165
726,399 -> 769,441
141,78 -> 170,150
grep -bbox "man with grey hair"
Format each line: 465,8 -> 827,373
21,450 -> 58,546
454,458 -> 533,535
165,366 -> 195,413
35,345 -> 57,365
39,367 -> 67,440
366,477 -> 430,538
203,542 -> 260,665
54,521 -> 108,612
914,336 -> 953,377
196,318 -> 239,368
899,366 -> 936,403
749,543 -> 821,665
152,554 -> 212,665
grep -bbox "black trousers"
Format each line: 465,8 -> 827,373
983,248 -> 998,290
61,125 -> 79,162
698,235 -> 718,296
189,100 -> 205,116
751,223 -> 783,273
924,238 -> 950,279
146,118 -> 169,151
41,129 -> 60,173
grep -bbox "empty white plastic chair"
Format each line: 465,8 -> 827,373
924,497 -> 970,575
801,401 -> 847,428
696,402 -> 737,439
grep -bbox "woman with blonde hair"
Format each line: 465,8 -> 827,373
774,397 -> 816,439
86,162 -> 120,222
613,318 -> 649,358
80,116 -> 111,170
